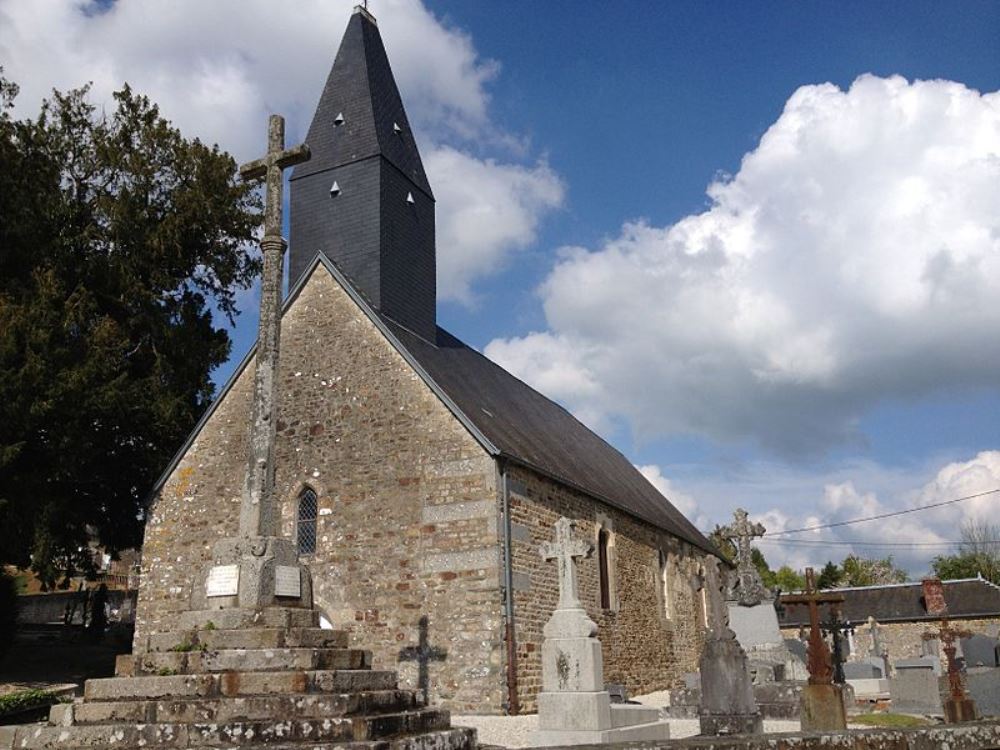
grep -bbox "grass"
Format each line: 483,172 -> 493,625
0,689 -> 62,715
851,712 -> 932,729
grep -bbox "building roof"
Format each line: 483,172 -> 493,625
778,577 -> 1000,627
291,6 -> 431,197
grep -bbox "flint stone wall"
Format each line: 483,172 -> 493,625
137,268 -> 502,712
505,464 -> 717,712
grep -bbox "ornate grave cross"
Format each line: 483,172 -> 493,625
718,508 -> 768,606
541,517 -> 593,609
923,617 -> 973,704
868,615 -> 891,677
821,606 -> 854,685
237,115 -> 310,540
399,615 -> 447,701
782,567 -> 845,685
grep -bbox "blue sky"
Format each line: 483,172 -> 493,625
2,0 -> 998,574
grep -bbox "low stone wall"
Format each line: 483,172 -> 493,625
538,719 -> 1000,750
16,590 -> 134,625
665,683 -> 802,720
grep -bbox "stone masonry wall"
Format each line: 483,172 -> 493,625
505,464 -> 717,712
137,267 -> 504,712
781,617 -> 1000,666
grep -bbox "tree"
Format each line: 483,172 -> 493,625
0,73 -> 262,587
932,520 -> 1000,585
751,547 -> 777,588
840,554 -> 907,587
816,560 -> 842,590
773,565 -> 806,592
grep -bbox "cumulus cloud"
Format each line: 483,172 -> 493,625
0,0 -> 560,303
427,146 -> 564,304
746,451 -> 1000,573
636,464 -> 706,529
486,75 -> 1000,456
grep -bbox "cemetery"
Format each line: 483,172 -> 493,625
2,3 -> 1000,750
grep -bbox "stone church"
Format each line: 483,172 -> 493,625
136,5 -> 723,714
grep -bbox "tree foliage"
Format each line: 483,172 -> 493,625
0,72 -> 261,587
932,520 -> 1000,585
817,560 -> 842,589
840,554 -> 907,587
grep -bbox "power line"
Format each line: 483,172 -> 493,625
757,538 -> 1000,549
763,488 -> 1000,537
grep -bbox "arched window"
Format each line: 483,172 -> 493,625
297,488 -> 318,555
598,528 -> 611,610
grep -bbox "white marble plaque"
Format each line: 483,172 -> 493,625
206,564 -> 239,597
275,566 -> 301,597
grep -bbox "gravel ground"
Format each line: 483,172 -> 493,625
453,692 -> 801,748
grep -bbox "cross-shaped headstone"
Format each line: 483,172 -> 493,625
924,617 -> 973,703
541,517 -> 593,609
718,508 -> 768,606
398,615 -> 447,701
868,615 -> 891,677
236,115 -> 310,539
782,567 -> 845,685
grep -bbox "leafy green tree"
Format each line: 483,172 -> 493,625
817,560 -> 842,589
0,73 -> 261,587
840,554 -> 907,587
751,547 -> 777,588
932,520 -> 1000,585
773,565 -> 806,592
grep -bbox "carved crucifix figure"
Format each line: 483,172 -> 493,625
541,517 -> 593,609
237,115 -> 310,540
782,567 -> 845,685
718,508 -> 768,606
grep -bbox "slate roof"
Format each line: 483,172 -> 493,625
778,577 -> 1000,627
383,316 -> 719,556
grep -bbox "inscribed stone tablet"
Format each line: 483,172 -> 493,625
206,564 -> 239,597
275,566 -> 301,597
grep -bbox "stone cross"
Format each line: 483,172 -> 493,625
868,615 -> 891,676
237,115 -> 310,540
541,517 -> 593,609
399,615 -> 447,701
924,617 -> 973,704
718,508 -> 768,606
781,567 -> 845,685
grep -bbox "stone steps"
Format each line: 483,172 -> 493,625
175,607 -> 319,632
125,647 -> 372,676
144,627 -> 348,653
51,690 -> 425,726
85,669 -> 399,701
10,709 -> 452,749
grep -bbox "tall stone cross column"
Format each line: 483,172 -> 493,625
238,115 -> 310,539
541,517 -> 592,610
190,115 -> 314,614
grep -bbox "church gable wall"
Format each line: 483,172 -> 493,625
506,464 -> 713,711
137,266 -> 504,712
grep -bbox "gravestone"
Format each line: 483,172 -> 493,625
961,633 -> 1000,668
890,659 -> 943,715
697,556 -> 763,736
530,517 -> 670,746
921,579 -> 980,724
966,667 -> 1000,717
845,658 -> 884,679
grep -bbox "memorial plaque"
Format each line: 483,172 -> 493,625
206,564 -> 239,597
275,565 -> 301,597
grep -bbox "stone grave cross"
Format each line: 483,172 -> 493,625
399,615 -> 447,701
237,115 -> 310,540
541,517 -> 593,609
718,508 -> 768,606
868,615 -> 891,676
924,618 -> 974,710
781,567 -> 844,685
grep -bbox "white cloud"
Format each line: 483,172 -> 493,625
485,75 -> 1000,456
636,464 -> 706,529
427,146 -> 564,304
0,0 -> 560,303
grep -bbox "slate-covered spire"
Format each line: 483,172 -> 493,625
290,4 -> 437,340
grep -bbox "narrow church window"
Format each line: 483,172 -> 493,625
598,528 -> 611,610
297,488 -> 318,555
659,549 -> 672,620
